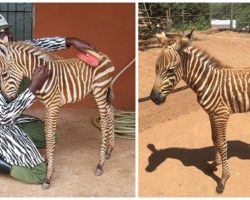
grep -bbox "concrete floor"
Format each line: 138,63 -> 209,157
0,107 -> 135,197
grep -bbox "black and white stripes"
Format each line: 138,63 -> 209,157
150,30 -> 250,193
0,37 -> 69,169
0,89 -> 44,168
0,41 -> 115,189
26,37 -> 67,52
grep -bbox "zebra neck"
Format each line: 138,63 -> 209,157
9,42 -> 56,78
180,46 -> 220,94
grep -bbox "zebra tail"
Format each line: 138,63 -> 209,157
107,87 -> 114,105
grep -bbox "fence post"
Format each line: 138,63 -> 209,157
143,3 -> 154,30
166,7 -> 171,31
182,3 -> 185,28
230,3 -> 234,30
209,4 -> 212,29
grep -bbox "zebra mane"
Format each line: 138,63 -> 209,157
187,45 -> 233,69
9,41 -> 107,64
10,41 -> 60,61
161,45 -> 232,70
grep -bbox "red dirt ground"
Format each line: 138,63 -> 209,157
139,31 -> 250,197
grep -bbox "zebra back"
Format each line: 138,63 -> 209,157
163,31 -> 250,113
1,41 -> 114,105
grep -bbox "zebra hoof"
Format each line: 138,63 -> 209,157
95,168 -> 103,176
95,165 -> 103,176
216,183 -> 224,194
42,178 -> 50,190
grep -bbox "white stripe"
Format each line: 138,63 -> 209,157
94,67 -> 114,81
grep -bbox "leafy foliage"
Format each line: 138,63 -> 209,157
139,3 -> 250,32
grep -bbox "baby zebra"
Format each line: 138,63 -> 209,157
0,41 -> 115,189
150,30 -> 250,193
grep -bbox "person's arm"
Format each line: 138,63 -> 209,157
65,37 -> 97,53
0,65 -> 52,125
25,37 -> 66,52
25,37 -> 97,53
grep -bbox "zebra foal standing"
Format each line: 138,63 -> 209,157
0,41 -> 115,189
150,30 -> 250,193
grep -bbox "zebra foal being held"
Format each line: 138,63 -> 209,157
150,30 -> 250,193
0,41 -> 115,189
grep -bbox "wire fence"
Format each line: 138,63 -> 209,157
139,3 -> 250,50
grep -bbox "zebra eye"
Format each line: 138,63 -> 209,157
168,67 -> 176,73
168,40 -> 176,46
2,71 -> 8,78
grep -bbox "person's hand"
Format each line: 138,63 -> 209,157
29,65 -> 52,94
66,37 -> 98,53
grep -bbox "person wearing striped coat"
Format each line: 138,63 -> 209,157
0,14 -> 97,184
0,65 -> 51,183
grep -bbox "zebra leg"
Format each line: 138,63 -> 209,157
105,104 -> 115,160
95,108 -> 109,176
93,88 -> 110,176
208,114 -> 222,172
210,112 -> 230,194
42,106 -> 60,190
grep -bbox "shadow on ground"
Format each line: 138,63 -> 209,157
145,140 -> 250,185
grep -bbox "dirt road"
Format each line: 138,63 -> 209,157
139,31 -> 250,197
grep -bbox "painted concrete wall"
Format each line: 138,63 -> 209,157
34,3 -> 135,110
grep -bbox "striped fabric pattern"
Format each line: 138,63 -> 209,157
25,37 -> 67,52
0,37 -> 66,168
15,114 -> 40,124
0,89 -> 44,168
0,39 -> 115,187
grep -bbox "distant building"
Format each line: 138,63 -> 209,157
211,19 -> 237,29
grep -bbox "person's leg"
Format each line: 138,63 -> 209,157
0,158 -> 45,184
18,77 -> 31,94
10,163 -> 46,184
18,120 -> 46,149
18,120 -> 59,149
0,158 -> 11,174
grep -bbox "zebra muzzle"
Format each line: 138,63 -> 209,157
1,92 -> 16,103
150,89 -> 166,105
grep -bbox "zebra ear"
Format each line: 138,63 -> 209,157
0,43 -> 9,59
156,32 -> 183,48
155,31 -> 168,47
178,29 -> 195,49
185,29 -> 195,41
147,144 -> 157,153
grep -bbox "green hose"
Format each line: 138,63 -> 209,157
92,59 -> 136,140
92,109 -> 135,140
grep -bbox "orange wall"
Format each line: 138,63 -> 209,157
34,3 -> 135,110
